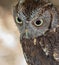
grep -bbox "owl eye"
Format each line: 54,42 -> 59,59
16,17 -> 23,25
34,19 -> 43,27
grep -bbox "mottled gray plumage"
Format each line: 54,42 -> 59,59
13,0 -> 59,65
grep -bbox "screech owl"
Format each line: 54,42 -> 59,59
13,0 -> 59,65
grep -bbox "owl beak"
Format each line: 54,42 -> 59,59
25,29 -> 29,39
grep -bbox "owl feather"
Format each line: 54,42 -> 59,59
13,0 -> 59,65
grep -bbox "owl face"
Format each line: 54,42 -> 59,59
14,11 -> 51,39
13,0 -> 58,39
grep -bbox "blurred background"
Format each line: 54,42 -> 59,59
0,0 -> 59,65
0,0 -> 27,65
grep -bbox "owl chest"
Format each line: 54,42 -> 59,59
20,27 -> 59,65
21,39 -> 42,65
20,38 -> 52,65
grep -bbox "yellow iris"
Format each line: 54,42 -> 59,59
16,17 -> 23,25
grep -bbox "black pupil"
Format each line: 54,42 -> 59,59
36,20 -> 41,25
17,17 -> 21,22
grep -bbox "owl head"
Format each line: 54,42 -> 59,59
13,0 -> 59,40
